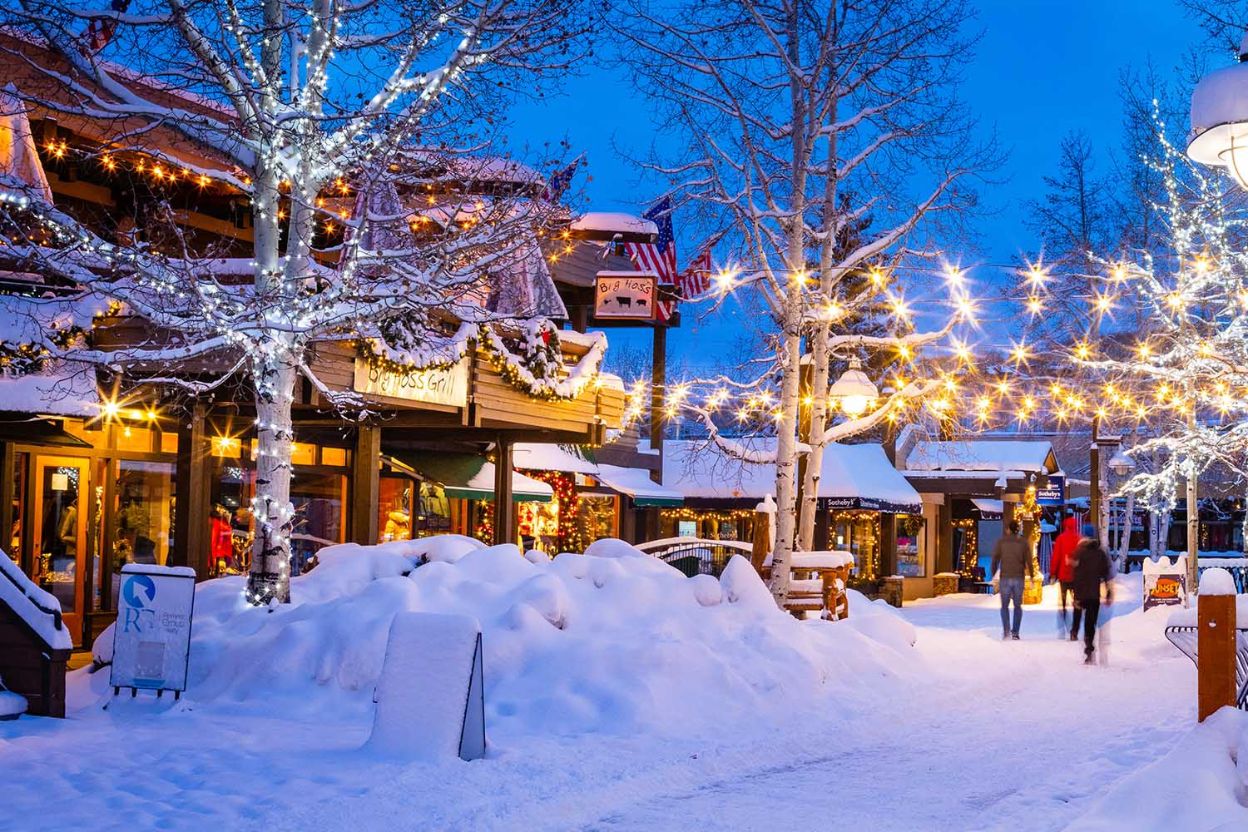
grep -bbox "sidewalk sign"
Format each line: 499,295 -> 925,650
1143,556 -> 1187,611
109,564 -> 196,699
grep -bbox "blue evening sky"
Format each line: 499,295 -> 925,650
506,1 -> 1209,375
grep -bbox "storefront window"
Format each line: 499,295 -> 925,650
832,510 -> 880,580
415,481 -> 452,537
895,514 -> 926,578
378,476 -> 412,542
660,509 -> 754,541
103,460 -> 176,610
577,495 -> 618,544
210,454 -> 254,575
7,450 -> 26,561
291,472 -> 345,572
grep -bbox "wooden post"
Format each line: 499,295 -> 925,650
1089,419 -> 1101,531
0,440 -> 13,562
938,500 -> 955,574
173,403 -> 211,576
493,437 -> 515,546
650,325 -> 666,451
350,423 -> 380,545
1197,592 -> 1236,721
751,508 -> 771,575
879,513 -> 898,577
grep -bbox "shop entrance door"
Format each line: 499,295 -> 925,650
31,456 -> 89,642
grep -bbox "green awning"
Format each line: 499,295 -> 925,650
595,463 -> 684,508
402,452 -> 553,503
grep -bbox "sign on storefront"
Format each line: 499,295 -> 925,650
110,564 -> 196,696
353,356 -> 470,407
1036,475 -> 1065,506
1143,555 -> 1188,611
594,272 -> 656,319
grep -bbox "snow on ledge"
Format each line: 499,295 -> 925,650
1199,567 -> 1237,596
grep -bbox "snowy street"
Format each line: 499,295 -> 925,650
0,571 -> 1203,832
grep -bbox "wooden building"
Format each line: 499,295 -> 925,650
0,40 -> 624,647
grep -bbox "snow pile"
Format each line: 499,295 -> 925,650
1064,708 -> 1248,831
0,687 -> 26,720
94,541 -> 917,740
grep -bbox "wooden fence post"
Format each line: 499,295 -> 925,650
1197,581 -> 1237,722
751,509 -> 771,576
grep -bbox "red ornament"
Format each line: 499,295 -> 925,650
540,329 -> 552,345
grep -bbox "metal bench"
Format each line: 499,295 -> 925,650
1164,625 -> 1248,710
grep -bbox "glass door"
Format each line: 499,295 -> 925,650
31,456 -> 89,642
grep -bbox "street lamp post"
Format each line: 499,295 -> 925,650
1090,420 -> 1121,549
1180,44 -> 1248,588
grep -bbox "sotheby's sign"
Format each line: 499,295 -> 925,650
110,564 -> 196,693
353,356 -> 469,408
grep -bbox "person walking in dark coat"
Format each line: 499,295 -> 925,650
991,520 -> 1035,640
1071,524 -> 1114,664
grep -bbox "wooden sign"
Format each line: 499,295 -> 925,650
353,356 -> 470,408
595,272 -> 656,319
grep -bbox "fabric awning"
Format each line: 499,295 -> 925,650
595,464 -> 684,507
402,452 -> 552,503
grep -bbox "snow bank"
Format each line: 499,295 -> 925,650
94,541 -> 917,740
1064,708 -> 1248,831
0,688 -> 27,719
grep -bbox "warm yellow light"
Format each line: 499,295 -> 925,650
1093,292 -> 1116,314
1010,341 -> 1030,364
1026,264 -> 1048,286
1137,342 -> 1152,359
1026,295 -> 1043,315
714,267 -> 739,292
1110,263 -> 1128,282
1074,342 -> 1091,361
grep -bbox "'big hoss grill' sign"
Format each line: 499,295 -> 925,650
594,272 -> 656,319
353,356 -> 470,408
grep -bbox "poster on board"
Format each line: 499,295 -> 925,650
1142,556 -> 1187,611
594,272 -> 656,319
110,564 -> 197,694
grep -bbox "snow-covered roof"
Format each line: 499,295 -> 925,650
662,439 -> 921,511
0,85 -> 53,204
0,366 -> 98,416
405,453 -> 553,502
594,464 -> 684,507
0,551 -> 72,650
905,440 -> 1057,474
513,443 -> 599,475
570,212 -> 658,237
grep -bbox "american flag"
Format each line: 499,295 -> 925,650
679,247 -> 712,298
625,197 -> 678,281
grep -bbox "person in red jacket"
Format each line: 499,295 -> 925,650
1050,515 -> 1081,640
210,506 -> 234,574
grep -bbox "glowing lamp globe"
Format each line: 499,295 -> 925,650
829,357 -> 878,417
1188,34 -> 1248,189
1108,450 -> 1135,478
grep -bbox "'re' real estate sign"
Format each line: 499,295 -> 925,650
110,564 -> 196,693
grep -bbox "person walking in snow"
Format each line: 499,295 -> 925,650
991,520 -> 1034,640
1050,515 -> 1081,639
1071,524 -> 1114,664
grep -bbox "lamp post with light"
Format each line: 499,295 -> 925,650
1178,43 -> 1248,585
828,356 -> 880,418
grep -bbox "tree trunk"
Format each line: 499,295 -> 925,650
798,322 -> 829,551
768,323 -> 803,606
246,350 -> 298,604
1117,493 -> 1134,564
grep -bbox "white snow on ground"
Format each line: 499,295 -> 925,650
0,541 -> 1234,832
